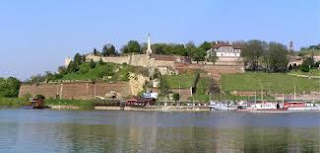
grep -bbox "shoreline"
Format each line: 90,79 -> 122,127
48,105 -> 210,112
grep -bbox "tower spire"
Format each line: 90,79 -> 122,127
146,33 -> 152,55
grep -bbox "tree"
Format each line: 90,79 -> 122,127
122,40 -> 141,54
102,44 -> 117,56
267,42 -> 289,71
172,93 -> 180,102
93,48 -> 99,56
0,77 -> 20,98
186,42 -> 206,62
58,66 -> 68,75
199,41 -> 212,51
160,76 -> 170,95
207,53 -> 218,63
102,45 -> 108,56
241,40 -> 267,71
89,59 -> 96,69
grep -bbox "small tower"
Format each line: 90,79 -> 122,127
146,33 -> 153,55
289,41 -> 294,51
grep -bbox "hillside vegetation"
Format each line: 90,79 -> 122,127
61,62 -> 148,82
221,72 -> 320,94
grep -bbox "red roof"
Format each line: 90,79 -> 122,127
213,44 -> 241,49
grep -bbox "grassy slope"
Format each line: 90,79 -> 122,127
163,73 -> 195,89
221,72 -> 320,94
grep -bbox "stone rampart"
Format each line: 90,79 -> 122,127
19,82 -> 131,100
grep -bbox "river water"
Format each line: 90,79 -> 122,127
0,109 -> 320,152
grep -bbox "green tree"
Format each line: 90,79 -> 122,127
207,53 -> 218,63
93,48 -> 99,56
172,93 -> 180,102
89,59 -> 96,69
242,40 -> 267,71
160,76 -> 170,95
58,66 -> 68,75
0,77 -> 20,98
102,44 -> 117,56
267,42 -> 289,71
200,41 -> 212,51
186,42 -> 206,62
122,40 -> 141,54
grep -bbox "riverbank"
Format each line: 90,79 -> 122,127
0,97 -> 29,108
48,105 -> 210,112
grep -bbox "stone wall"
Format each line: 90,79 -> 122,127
19,82 -> 131,100
86,54 -> 176,69
174,63 -> 244,80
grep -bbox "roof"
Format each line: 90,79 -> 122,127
213,44 -> 241,49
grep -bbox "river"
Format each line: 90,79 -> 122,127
0,109 -> 320,152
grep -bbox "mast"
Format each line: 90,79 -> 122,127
294,85 -> 296,101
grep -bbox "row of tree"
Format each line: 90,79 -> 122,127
240,40 -> 289,72
92,40 -> 217,62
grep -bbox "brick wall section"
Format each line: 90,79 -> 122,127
19,82 -> 131,100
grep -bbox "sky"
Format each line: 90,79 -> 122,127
0,0 -> 319,80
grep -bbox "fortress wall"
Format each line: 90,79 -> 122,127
86,54 -> 177,69
19,82 -> 131,100
129,54 -> 150,66
86,54 -> 130,65
19,84 -> 60,99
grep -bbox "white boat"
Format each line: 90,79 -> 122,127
209,101 -> 237,111
237,101 -> 289,113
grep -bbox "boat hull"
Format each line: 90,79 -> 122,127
237,108 -> 289,113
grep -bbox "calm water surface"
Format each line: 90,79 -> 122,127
0,109 -> 320,152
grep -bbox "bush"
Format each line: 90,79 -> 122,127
172,93 -> 180,102
300,64 -> 310,72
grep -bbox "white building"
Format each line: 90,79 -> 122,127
207,44 -> 241,58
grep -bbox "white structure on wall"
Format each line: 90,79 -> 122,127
146,33 -> 153,55
64,57 -> 72,67
207,44 -> 241,58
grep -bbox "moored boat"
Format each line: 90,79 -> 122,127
209,101 -> 237,111
237,101 -> 289,113
284,101 -> 320,112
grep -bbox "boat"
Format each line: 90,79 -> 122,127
285,101 -> 320,112
237,101 -> 289,113
209,101 -> 237,111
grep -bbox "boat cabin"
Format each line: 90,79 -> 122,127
126,97 -> 156,107
32,95 -> 46,109
283,102 -> 306,108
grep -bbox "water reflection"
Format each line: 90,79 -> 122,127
0,110 -> 320,152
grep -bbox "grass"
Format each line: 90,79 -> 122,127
0,97 -> 30,108
290,69 -> 320,77
46,99 -> 95,110
221,72 -> 320,94
163,73 -> 195,89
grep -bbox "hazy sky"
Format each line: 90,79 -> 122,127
0,0 -> 319,80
